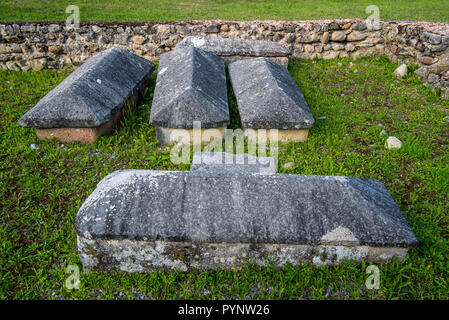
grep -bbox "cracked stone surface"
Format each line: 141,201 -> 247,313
75,169 -> 418,271
149,46 -> 229,129
228,57 -> 315,130
175,36 -> 291,57
18,47 -> 155,128
191,152 -> 277,175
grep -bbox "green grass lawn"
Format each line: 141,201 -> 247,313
0,0 -> 448,23
1,56 -> 449,299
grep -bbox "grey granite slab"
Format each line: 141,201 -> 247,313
228,57 -> 315,130
18,47 -> 155,128
175,36 -> 291,57
75,169 -> 418,248
191,152 -> 276,174
149,46 -> 229,129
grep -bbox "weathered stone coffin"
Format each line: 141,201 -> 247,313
75,169 -> 418,272
149,46 -> 229,145
228,57 -> 315,142
18,47 -> 155,143
175,36 -> 292,67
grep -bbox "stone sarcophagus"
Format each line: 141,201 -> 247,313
18,47 -> 155,143
228,57 -> 315,143
175,36 -> 292,67
149,46 -> 230,146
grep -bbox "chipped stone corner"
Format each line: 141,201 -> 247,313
320,226 -> 360,246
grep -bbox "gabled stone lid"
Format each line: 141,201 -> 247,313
149,46 -> 229,129
18,47 -> 155,128
75,169 -> 419,248
175,36 -> 292,57
229,57 -> 315,130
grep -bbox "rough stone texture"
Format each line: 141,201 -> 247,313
1,19 -> 448,98
228,57 -> 315,133
346,31 -> 368,42
175,36 -> 291,66
149,46 -> 229,131
191,152 -> 276,174
18,47 -> 155,129
75,169 -> 418,272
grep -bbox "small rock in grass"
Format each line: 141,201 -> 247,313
380,129 -> 388,136
385,136 -> 402,149
338,62 -> 342,66
317,116 -> 327,120
443,116 -> 449,122
283,162 -> 294,170
30,143 -> 39,150
394,64 -> 408,78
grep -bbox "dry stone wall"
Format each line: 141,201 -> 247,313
1,19 -> 448,98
